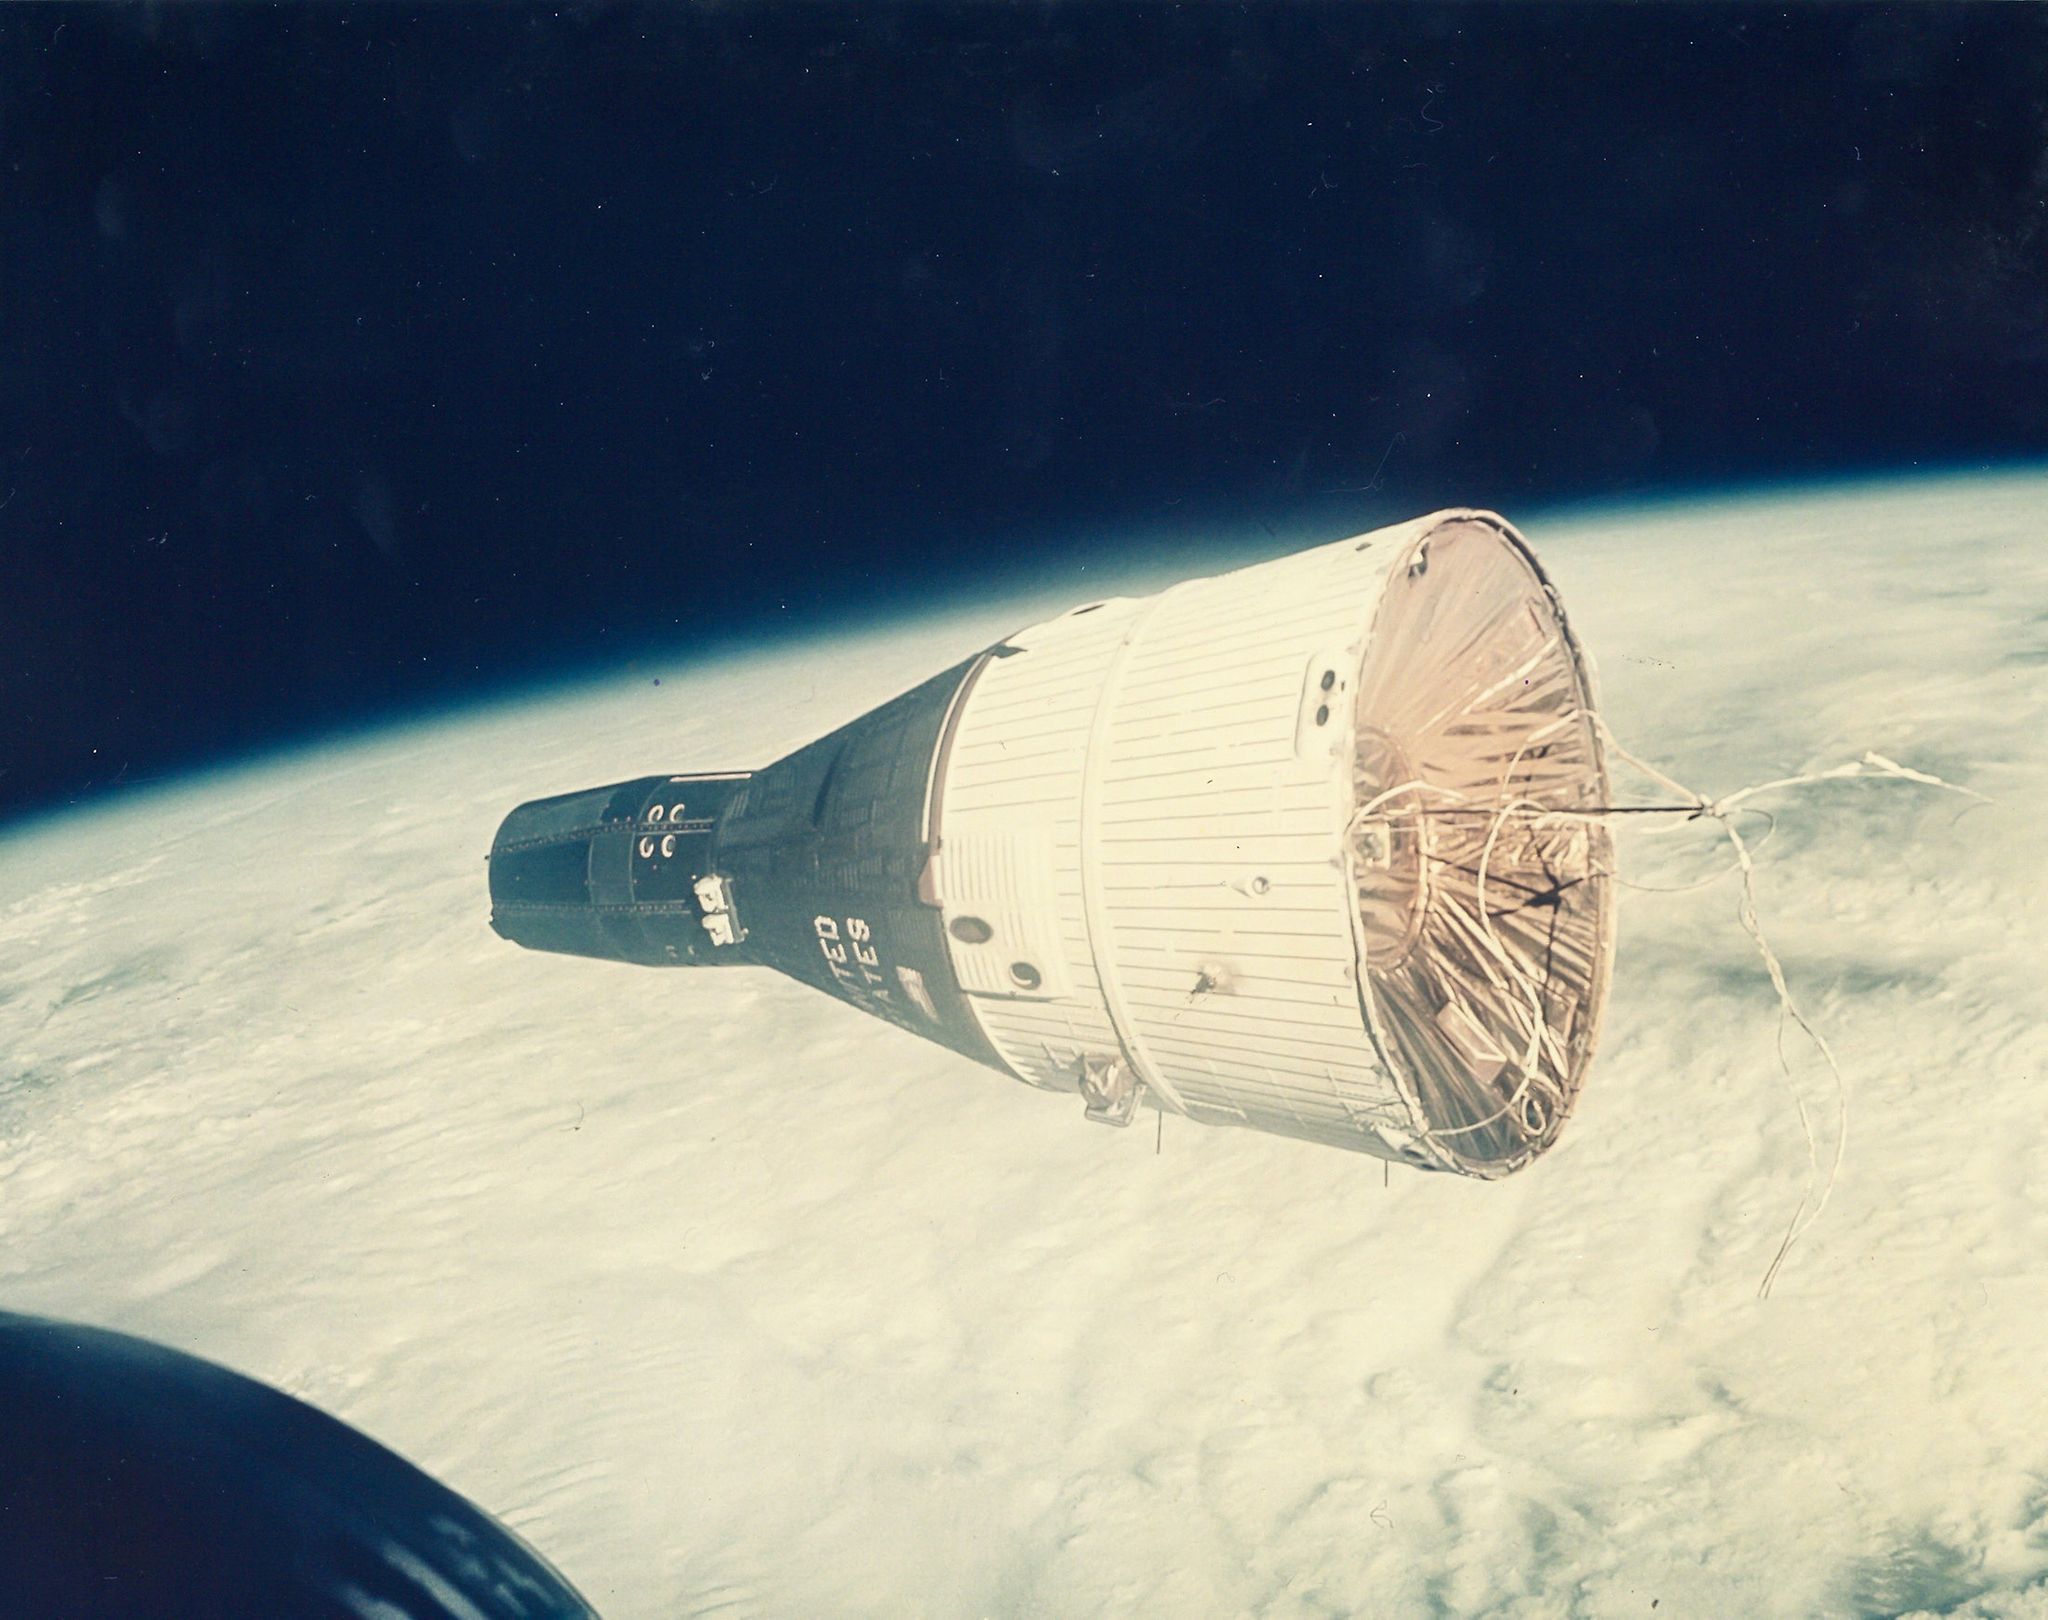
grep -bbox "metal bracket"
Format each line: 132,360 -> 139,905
693,874 -> 745,946
1078,1055 -> 1145,1128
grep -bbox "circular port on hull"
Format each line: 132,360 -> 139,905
1347,518 -> 1615,1175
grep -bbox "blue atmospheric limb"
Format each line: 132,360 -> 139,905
0,1311 -> 602,1620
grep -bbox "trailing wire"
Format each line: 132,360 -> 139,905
1355,716 -> 1987,1296
1589,724 -> 1988,1297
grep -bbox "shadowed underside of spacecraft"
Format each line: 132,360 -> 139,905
0,1312 -> 601,1620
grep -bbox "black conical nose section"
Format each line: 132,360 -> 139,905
489,773 -> 752,966
485,655 -> 1007,1071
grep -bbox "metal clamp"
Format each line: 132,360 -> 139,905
1078,1055 -> 1145,1128
693,874 -> 745,947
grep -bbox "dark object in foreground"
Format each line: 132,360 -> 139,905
0,1311 -> 601,1620
490,511 -> 1615,1175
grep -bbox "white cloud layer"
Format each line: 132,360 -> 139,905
3,471 -> 2045,1618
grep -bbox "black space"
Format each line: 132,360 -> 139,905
4,4 -> 2045,824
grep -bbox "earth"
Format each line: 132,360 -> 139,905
3,471 -> 2045,1619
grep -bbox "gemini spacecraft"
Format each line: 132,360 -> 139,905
490,509 -> 1615,1175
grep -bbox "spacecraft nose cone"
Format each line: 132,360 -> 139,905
0,1311 -> 603,1620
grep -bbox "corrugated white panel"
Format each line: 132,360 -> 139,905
1087,533 -> 1415,1146
933,514 -> 1450,1158
933,824 -> 1073,1000
934,598 -> 1142,1092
